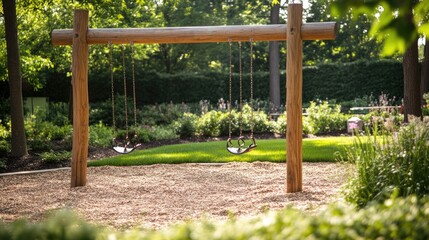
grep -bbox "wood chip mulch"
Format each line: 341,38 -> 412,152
0,162 -> 350,229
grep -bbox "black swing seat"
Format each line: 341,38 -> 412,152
226,136 -> 257,155
112,138 -> 141,154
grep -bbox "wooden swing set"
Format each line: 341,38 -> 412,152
51,3 -> 337,192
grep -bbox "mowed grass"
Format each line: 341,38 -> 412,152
88,136 -> 355,167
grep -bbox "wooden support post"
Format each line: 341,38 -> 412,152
286,3 -> 303,193
51,6 -> 335,189
71,10 -> 89,187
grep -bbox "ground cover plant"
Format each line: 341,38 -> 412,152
88,137 -> 354,167
340,118 -> 429,207
2,195 -> 429,240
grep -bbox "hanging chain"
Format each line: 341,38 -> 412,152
131,42 -> 138,131
121,44 -> 129,139
238,41 -> 243,137
250,38 -> 254,138
109,42 -> 116,137
228,40 -> 233,139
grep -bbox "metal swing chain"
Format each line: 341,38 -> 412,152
228,40 -> 233,139
109,42 -> 116,137
238,41 -> 243,137
249,39 -> 254,138
121,44 -> 129,140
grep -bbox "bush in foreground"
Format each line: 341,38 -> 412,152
340,118 -> 429,207
2,196 -> 429,239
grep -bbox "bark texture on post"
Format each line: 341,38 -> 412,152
2,0 -> 28,158
286,3 -> 303,193
71,10 -> 89,187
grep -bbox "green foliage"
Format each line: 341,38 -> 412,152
423,93 -> 429,116
45,102 -> 70,126
40,150 -> 71,164
305,101 -> 348,135
44,60 -> 404,106
194,105 -> 272,137
149,125 -> 178,141
0,210 -> 103,240
0,139 -> 9,157
6,196 -> 427,240
140,101 -> 187,126
271,113 -> 286,135
305,0 -> 382,64
117,195 -> 429,239
89,122 -> 113,148
196,110 -> 228,137
303,60 -> 403,103
25,115 -> 73,151
340,119 -> 429,207
0,157 -> 5,171
173,113 -> 198,139
331,0 -> 429,55
0,120 -> 10,140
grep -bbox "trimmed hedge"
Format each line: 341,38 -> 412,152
41,60 -> 403,105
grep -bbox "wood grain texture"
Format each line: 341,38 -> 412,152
51,22 -> 336,45
286,3 -> 303,193
71,10 -> 89,187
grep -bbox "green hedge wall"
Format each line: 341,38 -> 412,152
303,59 -> 403,102
42,59 -> 403,104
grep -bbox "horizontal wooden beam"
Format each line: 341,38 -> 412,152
51,22 -> 337,45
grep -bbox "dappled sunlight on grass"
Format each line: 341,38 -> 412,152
89,136 -> 354,167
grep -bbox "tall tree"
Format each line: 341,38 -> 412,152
269,1 -> 281,110
422,40 -> 429,97
305,0 -> 382,65
332,0 -> 429,121
2,0 -> 28,157
403,4 -> 421,121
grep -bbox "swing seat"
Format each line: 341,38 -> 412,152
226,137 -> 257,155
112,138 -> 141,154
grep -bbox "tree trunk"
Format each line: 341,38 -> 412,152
402,37 -> 421,122
269,2 -> 281,111
2,0 -> 28,157
421,40 -> 429,98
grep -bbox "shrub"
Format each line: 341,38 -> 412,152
0,140 -> 10,157
24,115 -> 73,151
242,104 -> 272,134
0,210 -> 103,240
196,110 -> 226,137
271,113 -> 286,135
305,101 -> 347,135
3,196 -> 429,239
339,118 -> 429,207
116,195 -> 429,239
40,150 -> 72,163
0,157 -> 5,171
423,92 -> 429,116
89,122 -> 114,148
150,125 -> 178,141
0,120 -> 10,140
46,102 -> 70,126
173,113 -> 198,138
196,105 -> 272,138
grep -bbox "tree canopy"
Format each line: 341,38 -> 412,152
0,0 -> 400,92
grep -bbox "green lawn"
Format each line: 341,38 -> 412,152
89,136 -> 355,167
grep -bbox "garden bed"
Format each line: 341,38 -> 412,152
0,162 -> 349,229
